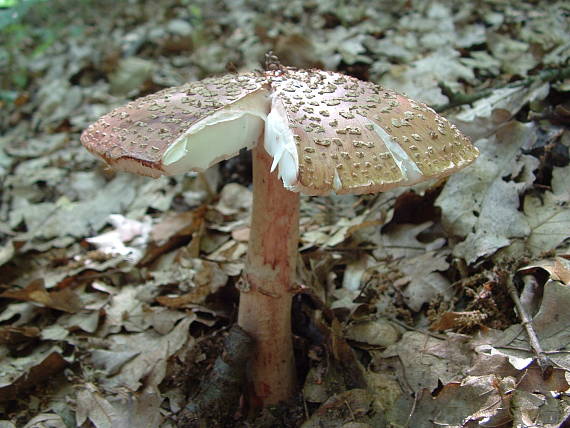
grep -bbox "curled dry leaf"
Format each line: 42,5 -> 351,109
76,384 -> 163,428
429,310 -> 488,332
0,326 -> 40,345
155,260 -> 228,308
0,279 -> 81,313
76,385 -> 120,428
0,347 -> 67,402
381,331 -> 471,392
21,413 -> 67,428
398,250 -> 452,312
344,319 -> 401,348
388,376 -> 513,427
91,317 -> 194,392
141,207 -> 206,265
437,121 -> 539,263
150,210 -> 201,244
524,191 -> 570,258
518,256 -> 570,285
301,389 -> 376,428
517,366 -> 570,395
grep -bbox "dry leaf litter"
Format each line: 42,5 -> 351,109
0,0 -> 569,427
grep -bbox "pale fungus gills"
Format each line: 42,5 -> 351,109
81,68 -> 479,406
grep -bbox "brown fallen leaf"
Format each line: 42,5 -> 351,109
23,413 -> 67,428
430,310 -> 488,331
151,209 -> 204,244
387,376 -> 512,427
518,366 -> 570,394
141,206 -> 207,265
0,350 -> 67,402
76,383 -> 163,428
302,389 -> 375,428
0,325 -> 40,345
380,331 -> 472,393
273,33 -> 321,69
76,384 -> 120,428
0,279 -> 81,313
156,292 -> 203,309
155,260 -> 228,308
518,256 -> 570,285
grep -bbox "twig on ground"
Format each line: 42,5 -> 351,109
434,66 -> 570,112
505,275 -> 552,375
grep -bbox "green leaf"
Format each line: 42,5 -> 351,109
0,0 -> 19,8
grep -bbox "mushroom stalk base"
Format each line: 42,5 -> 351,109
238,142 -> 300,406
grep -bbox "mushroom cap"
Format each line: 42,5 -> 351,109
81,72 -> 269,178
267,69 -> 478,194
81,69 -> 478,194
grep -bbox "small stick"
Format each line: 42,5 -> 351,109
434,66 -> 570,112
519,274 -> 541,317
505,276 -> 551,375
344,399 -> 356,421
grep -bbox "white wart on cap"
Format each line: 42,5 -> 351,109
81,69 -> 478,194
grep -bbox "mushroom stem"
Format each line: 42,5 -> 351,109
238,141 -> 300,406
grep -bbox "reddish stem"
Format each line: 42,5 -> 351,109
237,141 -> 300,406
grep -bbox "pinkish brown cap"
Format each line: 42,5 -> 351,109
81,69 -> 478,194
81,72 -> 269,178
265,69 -> 478,195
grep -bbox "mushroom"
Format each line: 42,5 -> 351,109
81,67 -> 479,406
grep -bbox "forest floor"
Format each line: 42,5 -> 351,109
1,0 -> 569,427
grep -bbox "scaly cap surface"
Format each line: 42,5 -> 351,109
81,72 -> 268,177
81,69 -> 478,195
267,69 -> 479,195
